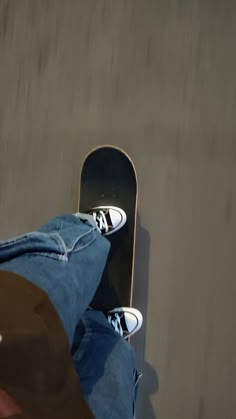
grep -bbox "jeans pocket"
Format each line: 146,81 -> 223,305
53,226 -> 97,256
0,232 -> 65,262
39,215 -> 97,256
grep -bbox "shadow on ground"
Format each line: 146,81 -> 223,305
132,215 -> 159,418
138,361 -> 159,419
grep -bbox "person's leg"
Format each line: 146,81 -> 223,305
0,214 -> 110,344
72,310 -> 141,419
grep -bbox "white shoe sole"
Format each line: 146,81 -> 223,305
108,307 -> 143,338
92,206 -> 127,235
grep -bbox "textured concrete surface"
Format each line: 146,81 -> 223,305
0,1 -> 236,418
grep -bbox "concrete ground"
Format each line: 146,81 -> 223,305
0,1 -> 236,418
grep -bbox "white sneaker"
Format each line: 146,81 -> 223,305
107,307 -> 143,338
89,206 -> 127,236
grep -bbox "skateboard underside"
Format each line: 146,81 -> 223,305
79,146 -> 137,311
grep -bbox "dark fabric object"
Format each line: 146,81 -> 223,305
0,270 -> 94,419
0,388 -> 22,417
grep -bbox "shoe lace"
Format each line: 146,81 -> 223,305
92,210 -> 109,233
108,313 -> 124,337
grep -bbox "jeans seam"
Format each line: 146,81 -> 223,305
50,232 -> 67,254
30,252 -> 67,261
67,228 -> 97,253
0,231 -> 47,248
71,235 -> 97,253
45,229 -> 96,259
133,370 -> 142,418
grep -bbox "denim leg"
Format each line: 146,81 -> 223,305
0,215 -> 110,344
73,310 -> 141,419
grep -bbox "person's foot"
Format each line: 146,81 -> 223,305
107,307 -> 143,338
89,206 -> 127,236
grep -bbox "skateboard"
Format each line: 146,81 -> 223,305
79,145 -> 137,312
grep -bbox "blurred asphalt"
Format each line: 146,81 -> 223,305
0,1 -> 235,418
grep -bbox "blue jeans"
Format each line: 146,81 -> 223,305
0,214 -> 139,419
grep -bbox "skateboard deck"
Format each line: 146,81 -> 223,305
79,146 -> 137,312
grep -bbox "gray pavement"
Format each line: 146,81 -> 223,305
0,1 -> 236,418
